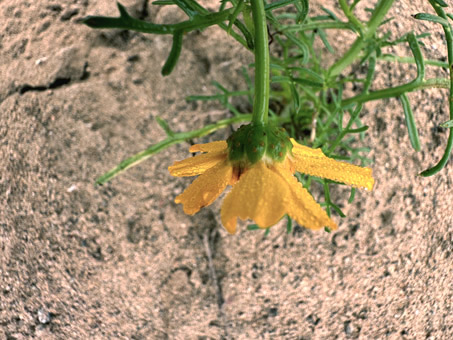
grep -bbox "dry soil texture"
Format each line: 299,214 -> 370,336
1,0 -> 452,339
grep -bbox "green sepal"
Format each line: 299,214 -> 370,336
227,123 -> 293,165
227,124 -> 252,162
245,124 -> 267,163
266,126 -> 293,162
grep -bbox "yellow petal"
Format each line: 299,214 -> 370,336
290,139 -> 374,191
168,151 -> 227,177
273,163 -> 338,230
189,141 -> 228,153
221,162 -> 288,234
175,160 -> 232,215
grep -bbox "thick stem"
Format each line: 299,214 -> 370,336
250,0 -> 270,125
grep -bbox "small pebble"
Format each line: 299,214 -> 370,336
344,320 -> 352,335
67,184 -> 77,193
38,308 -> 51,324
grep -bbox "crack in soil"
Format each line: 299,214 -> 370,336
19,77 -> 72,94
203,227 -> 230,339
18,62 -> 90,95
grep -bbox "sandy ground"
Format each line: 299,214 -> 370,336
1,0 -> 452,339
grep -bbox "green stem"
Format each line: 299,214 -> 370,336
329,0 -> 395,77
96,114 -> 251,184
341,78 -> 449,106
84,2 -> 251,50
282,21 -> 355,32
83,3 -> 234,35
379,54 -> 449,68
420,0 -> 453,176
339,0 -> 364,31
250,0 -> 270,125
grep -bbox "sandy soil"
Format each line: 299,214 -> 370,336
1,0 -> 452,339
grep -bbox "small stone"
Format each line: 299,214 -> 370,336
61,8 -> 79,21
344,320 -> 352,334
127,54 -> 140,62
67,184 -> 77,193
38,308 -> 51,324
268,307 -> 278,317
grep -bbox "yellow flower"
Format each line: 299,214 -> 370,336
169,137 -> 374,234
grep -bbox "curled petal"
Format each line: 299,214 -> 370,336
221,162 -> 288,234
169,151 -> 226,177
291,139 -> 374,191
175,160 -> 232,215
273,163 -> 338,230
189,141 -> 228,153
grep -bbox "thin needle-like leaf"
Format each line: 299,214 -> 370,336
400,94 -> 421,151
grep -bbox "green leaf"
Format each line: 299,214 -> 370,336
227,0 -> 245,34
407,33 -> 425,82
317,28 -> 335,54
232,17 -> 255,50
292,77 -> 323,88
363,54 -> 376,93
420,132 -> 453,177
83,2 -> 234,35
265,0 -> 298,12
173,0 -> 203,18
440,119 -> 453,128
82,2 -> 171,34
247,224 -> 260,230
330,203 -> 346,218
271,75 -> 292,83
321,6 -> 339,21
350,0 -> 361,11
379,16 -> 394,27
270,63 -> 286,71
161,30 -> 183,76
420,0 -> 453,176
348,188 -> 356,203
155,116 -> 174,137
432,0 -> 448,7
289,67 -> 324,82
414,13 -> 450,27
346,126 -> 369,133
400,94 -> 421,151
295,0 -> 309,24
286,216 -> 293,234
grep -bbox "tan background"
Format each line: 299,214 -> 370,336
1,0 -> 452,339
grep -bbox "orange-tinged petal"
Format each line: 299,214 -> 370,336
290,139 -> 374,191
175,160 -> 232,215
221,162 -> 288,234
168,151 -> 227,177
273,163 -> 338,230
189,141 -> 228,153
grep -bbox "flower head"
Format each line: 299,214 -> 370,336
169,124 -> 374,234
